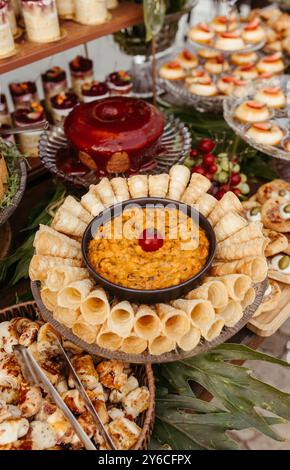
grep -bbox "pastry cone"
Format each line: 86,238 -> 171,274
218,274 -> 252,301
216,238 -> 267,261
216,300 -> 243,327
217,222 -> 264,248
33,231 -> 82,260
58,279 -> 94,309
72,318 -> 99,344
202,316 -> 225,342
81,186 -> 105,217
241,287 -> 255,309
0,153 -> 8,184
81,288 -> 110,326
186,280 -> 228,309
209,192 -> 243,226
53,307 -> 81,328
96,322 -> 123,351
94,178 -> 117,207
29,255 -> 82,282
148,174 -> 170,198
210,256 -> 268,283
172,298 -> 215,330
194,193 -> 217,217
110,177 -> 130,202
134,305 -> 162,340
156,304 -> 191,340
52,207 -> 87,238
46,267 -> 89,291
263,229 -> 288,257
168,165 -> 191,201
214,211 -> 248,243
62,196 -> 93,225
41,287 -> 58,311
37,225 -> 81,249
182,173 -> 211,205
108,301 -> 135,338
177,326 -> 201,352
148,334 -> 175,356
127,175 -> 148,198
121,334 -> 147,355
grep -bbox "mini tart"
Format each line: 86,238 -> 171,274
215,32 -> 245,51
230,51 -> 258,66
159,61 -> 186,80
198,49 -> 220,60
188,22 -> 215,44
255,280 -> 281,315
242,200 -> 262,222
233,64 -> 258,80
189,78 -> 218,97
217,76 -> 235,95
257,179 -> 290,204
268,253 -> 290,284
246,122 -> 284,146
242,18 -> 266,44
176,49 -> 198,69
204,56 -> 229,75
256,53 -> 285,74
185,69 -> 210,86
254,86 -> 286,109
234,101 -> 270,123
263,228 -> 289,257
233,79 -> 249,97
210,15 -> 237,33
261,198 -> 290,232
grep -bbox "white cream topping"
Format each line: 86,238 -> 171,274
279,202 -> 290,219
246,209 -> 261,222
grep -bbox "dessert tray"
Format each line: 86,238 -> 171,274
223,75 -> 290,161
39,116 -> 192,188
189,38 -> 266,56
30,165 -> 268,364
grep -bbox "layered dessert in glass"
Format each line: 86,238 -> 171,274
50,91 -> 79,124
41,66 -> 68,110
55,0 -> 74,19
106,71 -> 133,96
13,102 -> 46,157
0,1 -> 15,58
21,0 -> 60,43
9,81 -> 39,110
0,94 -> 12,126
74,0 -> 108,25
81,81 -> 109,103
69,56 -> 94,99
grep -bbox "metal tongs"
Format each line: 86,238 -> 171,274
0,121 -> 49,135
14,344 -> 96,451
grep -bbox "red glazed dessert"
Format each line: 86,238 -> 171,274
64,97 -> 165,174
9,81 -> 38,110
81,81 -> 109,103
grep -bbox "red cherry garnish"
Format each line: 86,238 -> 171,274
192,165 -> 207,176
138,229 -> 164,253
263,87 -> 280,95
198,138 -> 215,153
264,53 -> 281,63
203,153 -> 216,167
244,18 -> 260,31
183,49 -> 193,61
247,100 -> 264,109
190,149 -> 199,159
230,172 -> 241,186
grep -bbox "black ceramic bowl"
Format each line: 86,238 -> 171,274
82,198 -> 216,304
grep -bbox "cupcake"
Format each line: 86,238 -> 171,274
41,66 -> 68,109
215,32 -> 245,51
188,22 -> 215,44
81,81 -> 109,103
234,100 -> 271,123
257,53 -> 285,75
106,70 -> 133,96
50,92 -> 79,124
233,64 -> 258,80
0,1 -> 15,57
55,0 -> 74,19
0,123 -> 15,144
231,51 -> 258,66
242,18 -> 266,44
204,55 -> 229,75
0,94 -> 12,126
246,122 -> 284,146
69,55 -> 94,100
13,102 -> 45,157
159,61 -> 186,80
21,0 -> 60,43
254,87 -> 286,109
9,81 -> 39,110
189,77 -> 218,97
176,49 -> 198,69
211,14 -> 237,33
74,0 -> 108,25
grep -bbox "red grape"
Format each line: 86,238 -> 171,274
205,172 -> 213,181
232,187 -> 241,197
208,163 -> 218,174
216,189 -> 226,200
192,165 -> 207,176
230,172 -> 242,186
190,149 -> 199,159
220,184 -> 230,192
198,138 -> 215,153
203,153 -> 216,167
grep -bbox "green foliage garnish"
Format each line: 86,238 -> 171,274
0,139 -> 23,210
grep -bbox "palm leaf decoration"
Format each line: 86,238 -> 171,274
152,344 -> 290,450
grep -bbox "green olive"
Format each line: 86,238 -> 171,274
278,255 -> 290,270
279,189 -> 287,197
283,204 -> 290,214
250,206 -> 261,216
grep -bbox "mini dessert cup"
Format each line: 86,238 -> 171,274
21,0 -> 61,43
50,92 -> 79,124
55,0 -> 74,19
0,123 -> 15,143
81,81 -> 109,103
0,94 -> 12,126
69,56 -> 94,99
0,1 -> 16,58
7,0 -> 18,36
106,71 -> 133,96
11,0 -> 21,15
41,66 -> 68,110
13,102 -> 46,157
9,81 -> 39,110
74,0 -> 108,25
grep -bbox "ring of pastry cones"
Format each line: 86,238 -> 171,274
30,165 -> 268,362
